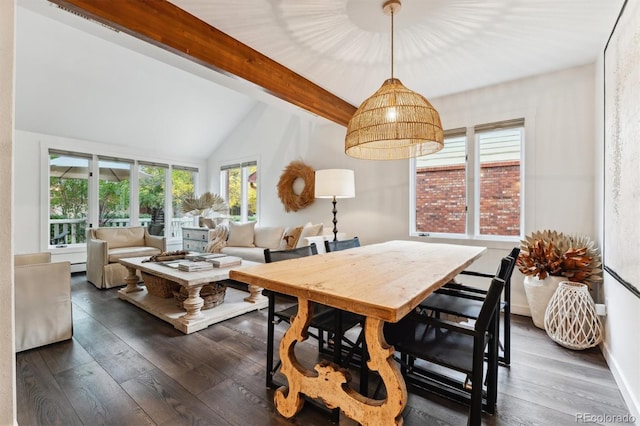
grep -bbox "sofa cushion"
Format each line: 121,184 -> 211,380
254,226 -> 285,249
108,246 -> 161,262
95,227 -> 145,249
227,221 -> 256,247
296,223 -> 324,248
279,226 -> 304,250
221,246 -> 266,263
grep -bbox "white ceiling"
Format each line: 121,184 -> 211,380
15,0 -> 624,159
171,0 -> 624,104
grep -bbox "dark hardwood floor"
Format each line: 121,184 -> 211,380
16,273 -> 631,425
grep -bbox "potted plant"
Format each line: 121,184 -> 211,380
517,230 -> 602,328
181,192 -> 229,226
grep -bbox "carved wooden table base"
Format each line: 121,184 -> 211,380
123,266 -> 144,293
274,298 -> 407,425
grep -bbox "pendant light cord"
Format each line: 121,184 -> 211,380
390,8 -> 394,79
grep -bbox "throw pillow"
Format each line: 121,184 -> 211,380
296,223 -> 324,248
279,226 -> 304,250
254,226 -> 285,249
227,221 -> 256,247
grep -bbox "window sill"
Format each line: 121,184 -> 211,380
409,233 -> 520,250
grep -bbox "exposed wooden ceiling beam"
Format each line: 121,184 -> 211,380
47,0 -> 356,127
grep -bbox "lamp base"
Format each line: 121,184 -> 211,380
331,197 -> 338,242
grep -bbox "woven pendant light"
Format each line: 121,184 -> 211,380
345,0 -> 444,160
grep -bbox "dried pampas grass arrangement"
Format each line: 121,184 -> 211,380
181,192 -> 228,216
277,161 -> 315,212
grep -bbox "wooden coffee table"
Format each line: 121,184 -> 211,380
118,256 -> 268,334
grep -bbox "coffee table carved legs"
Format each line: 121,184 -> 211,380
123,266 -> 143,293
274,298 -> 407,425
243,284 -> 265,303
179,284 -> 204,325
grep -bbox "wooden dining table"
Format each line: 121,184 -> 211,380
229,240 -> 486,425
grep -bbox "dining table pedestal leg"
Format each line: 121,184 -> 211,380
274,297 -> 407,425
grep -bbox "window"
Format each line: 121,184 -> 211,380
476,124 -> 522,237
139,161 -> 168,236
220,161 -> 258,222
49,150 -> 90,246
171,165 -> 197,236
412,119 -> 523,239
98,156 -> 132,227
414,129 -> 467,235
47,148 -> 199,247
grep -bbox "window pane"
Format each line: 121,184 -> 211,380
139,165 -> 166,236
478,128 -> 521,236
247,164 -> 258,221
171,168 -> 196,236
49,154 -> 89,245
415,136 -> 466,234
98,159 -> 131,227
224,167 -> 242,222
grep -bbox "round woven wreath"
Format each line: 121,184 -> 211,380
277,161 -> 315,212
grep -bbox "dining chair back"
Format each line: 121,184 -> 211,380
324,236 -> 360,253
384,275 -> 506,426
320,236 -> 367,389
419,247 -> 519,365
264,243 -> 319,388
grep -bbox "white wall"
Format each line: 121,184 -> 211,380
595,47 -> 640,420
210,64 -> 599,317
0,1 -> 17,423
208,102 -> 409,243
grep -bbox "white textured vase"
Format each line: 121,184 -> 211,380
523,275 -> 564,329
192,215 -> 200,227
544,281 -> 603,350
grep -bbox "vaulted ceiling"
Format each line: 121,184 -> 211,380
15,0 -> 624,160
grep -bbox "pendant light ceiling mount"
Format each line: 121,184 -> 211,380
345,0 -> 444,161
382,0 -> 401,17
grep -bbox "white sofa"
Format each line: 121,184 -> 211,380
87,226 -> 166,289
14,252 -> 72,352
206,221 -> 325,263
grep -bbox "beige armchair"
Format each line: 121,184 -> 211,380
87,226 -> 166,289
14,252 -> 72,352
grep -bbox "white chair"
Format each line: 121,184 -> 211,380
14,253 -> 72,352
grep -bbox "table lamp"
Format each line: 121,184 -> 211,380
314,169 -> 355,241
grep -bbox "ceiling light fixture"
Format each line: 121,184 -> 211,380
345,0 -> 444,160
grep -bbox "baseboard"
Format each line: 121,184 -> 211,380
510,302 -> 531,317
600,341 -> 640,422
70,263 -> 86,273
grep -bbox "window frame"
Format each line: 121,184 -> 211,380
410,119 -> 524,243
220,160 -> 259,223
44,147 -> 200,251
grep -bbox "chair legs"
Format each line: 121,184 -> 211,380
266,292 -> 277,389
502,304 -> 511,366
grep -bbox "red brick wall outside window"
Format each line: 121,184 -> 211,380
416,160 -> 520,235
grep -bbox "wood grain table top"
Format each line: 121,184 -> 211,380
230,240 -> 486,323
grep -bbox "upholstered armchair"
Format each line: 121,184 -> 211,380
14,252 -> 72,352
87,226 -> 165,289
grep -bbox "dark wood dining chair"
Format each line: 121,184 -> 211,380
323,236 -> 360,253
384,275 -> 506,426
264,243 -> 320,389
320,236 -> 369,390
419,247 -> 520,366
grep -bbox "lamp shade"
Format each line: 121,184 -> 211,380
345,78 -> 444,160
314,169 -> 355,199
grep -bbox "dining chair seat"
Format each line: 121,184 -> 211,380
384,274 -> 506,426
419,247 -> 520,366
